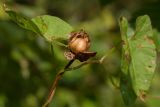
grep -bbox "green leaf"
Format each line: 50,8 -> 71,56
130,15 -> 156,96
120,75 -> 136,107
31,15 -> 73,42
120,15 -> 156,105
135,15 -> 153,38
119,17 -> 137,106
5,10 -> 73,43
5,10 -> 41,35
153,29 -> 160,52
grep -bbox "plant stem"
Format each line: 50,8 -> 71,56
42,42 -> 119,107
65,60 -> 99,71
42,60 -> 75,107
65,46 -> 116,71
65,59 -> 75,69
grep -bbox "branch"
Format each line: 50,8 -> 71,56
42,70 -> 64,107
42,60 -> 74,107
42,44 -> 117,107
66,46 -> 116,71
66,60 -> 99,71
99,46 -> 116,63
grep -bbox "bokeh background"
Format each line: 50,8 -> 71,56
0,0 -> 160,107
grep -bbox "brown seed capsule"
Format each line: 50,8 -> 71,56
65,29 -> 96,62
69,38 -> 87,53
68,30 -> 90,54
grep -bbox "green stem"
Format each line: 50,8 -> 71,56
52,41 -> 68,48
65,60 -> 99,71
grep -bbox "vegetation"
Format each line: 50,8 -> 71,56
0,0 -> 160,107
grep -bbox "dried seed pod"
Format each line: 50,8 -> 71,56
68,30 -> 90,54
65,29 -> 96,62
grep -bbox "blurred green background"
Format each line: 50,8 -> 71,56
0,0 -> 160,107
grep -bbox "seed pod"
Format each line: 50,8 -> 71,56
68,30 -> 90,54
65,29 -> 96,62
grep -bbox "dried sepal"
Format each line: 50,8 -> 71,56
64,51 -> 75,60
76,52 -> 97,62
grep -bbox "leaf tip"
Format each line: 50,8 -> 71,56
119,16 -> 126,22
136,14 -> 151,23
142,15 -> 150,19
119,16 -> 128,27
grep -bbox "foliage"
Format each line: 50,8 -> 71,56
120,15 -> 156,106
1,0 -> 160,107
6,10 -> 73,43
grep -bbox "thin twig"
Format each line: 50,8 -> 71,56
65,60 -> 99,71
99,46 -> 116,63
65,59 -> 75,69
42,60 -> 74,107
42,43 -> 119,107
42,70 -> 65,107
